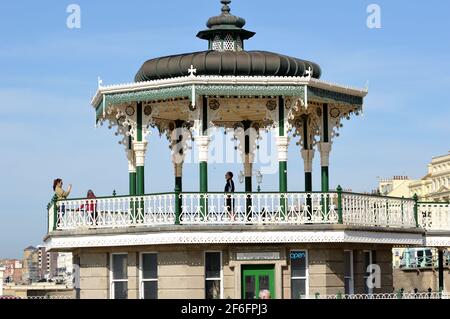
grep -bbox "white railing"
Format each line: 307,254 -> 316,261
54,194 -> 175,230
300,292 -> 448,299
180,192 -> 338,225
341,193 -> 416,228
48,192 -> 450,231
418,202 -> 450,231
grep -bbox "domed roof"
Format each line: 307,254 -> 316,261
135,50 -> 321,82
135,0 -> 321,82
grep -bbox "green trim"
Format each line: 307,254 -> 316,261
413,194 -> 419,228
308,87 -> 364,106
279,161 -> 287,218
175,177 -> 182,225
129,172 -> 137,196
341,191 -> 416,201
302,115 -> 309,150
96,85 -> 305,117
57,190 -> 345,203
53,199 -> 58,231
200,162 -> 208,219
245,176 -> 252,215
137,102 -> 143,142
305,172 -> 312,192
202,96 -> 208,135
337,185 -> 343,224
241,264 -> 275,299
321,166 -> 329,192
137,166 -> 145,195
438,249 -> 445,292
278,96 -> 285,137
200,162 -> 208,192
322,103 -> 329,143
279,162 -> 287,193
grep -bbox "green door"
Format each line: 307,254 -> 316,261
241,265 -> 275,299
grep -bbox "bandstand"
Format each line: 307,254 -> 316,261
44,1 -> 450,299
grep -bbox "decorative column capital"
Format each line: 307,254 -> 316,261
244,162 -> 253,177
195,136 -> 211,163
127,150 -> 136,173
174,162 -> 183,178
133,141 -> 148,167
301,149 -> 315,173
318,142 -> 332,167
276,136 -> 290,162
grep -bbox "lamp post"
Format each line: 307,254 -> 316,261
239,170 -> 262,192
256,170 -> 263,192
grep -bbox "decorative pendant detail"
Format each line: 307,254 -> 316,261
266,100 -> 277,111
126,106 -> 135,116
209,99 -> 220,110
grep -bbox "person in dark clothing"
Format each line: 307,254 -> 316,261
225,172 -> 235,213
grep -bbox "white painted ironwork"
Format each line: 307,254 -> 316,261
300,292 -> 448,299
418,202 -> 450,231
49,192 -> 450,231
341,193 -> 416,228
179,192 -> 338,225
55,194 -> 175,230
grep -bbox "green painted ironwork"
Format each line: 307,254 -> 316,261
438,249 -> 444,292
321,166 -> 329,192
322,103 -> 329,143
320,167 -> 329,218
129,172 -> 137,196
308,86 -> 364,106
337,185 -> 343,224
96,84 -> 305,117
413,194 -> 419,227
137,166 -> 145,195
305,172 -> 312,192
50,195 -> 58,231
278,97 -> 287,218
175,177 -> 182,225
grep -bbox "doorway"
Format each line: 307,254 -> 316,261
241,264 -> 275,299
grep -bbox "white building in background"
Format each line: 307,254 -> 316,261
56,253 -> 73,285
0,266 -> 5,296
377,152 -> 450,202
378,176 -> 416,198
409,152 -> 450,202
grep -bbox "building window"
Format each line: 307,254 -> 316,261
140,253 -> 158,299
205,252 -> 222,299
111,254 -> 128,299
290,250 -> 308,299
344,250 -> 354,294
363,250 -> 376,294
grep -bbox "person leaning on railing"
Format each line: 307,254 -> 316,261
79,190 -> 98,225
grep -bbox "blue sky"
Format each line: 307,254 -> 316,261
0,0 -> 449,258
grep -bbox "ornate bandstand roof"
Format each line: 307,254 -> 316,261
90,0 -> 368,152
134,50 -> 321,82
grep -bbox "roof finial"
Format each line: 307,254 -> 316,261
221,0 -> 231,14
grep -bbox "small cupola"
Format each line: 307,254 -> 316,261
196,0 -> 255,52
